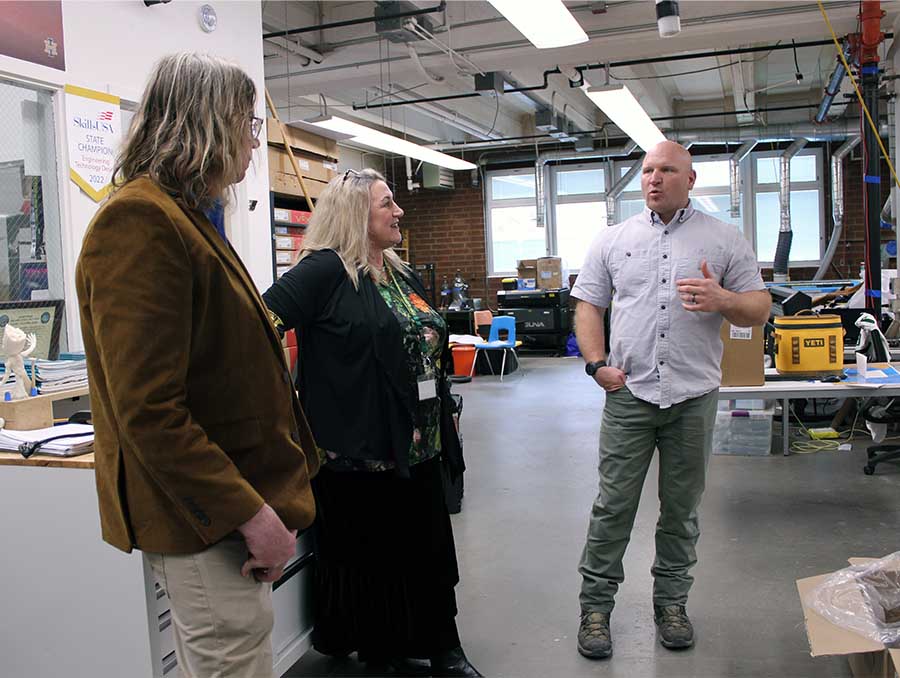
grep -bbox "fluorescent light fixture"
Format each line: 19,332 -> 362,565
301,114 -> 475,171
487,0 -> 588,49
583,84 -> 666,151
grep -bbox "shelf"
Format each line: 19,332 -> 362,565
273,221 -> 307,228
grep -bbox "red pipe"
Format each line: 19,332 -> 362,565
859,0 -> 885,64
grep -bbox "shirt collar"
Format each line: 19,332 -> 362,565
644,200 -> 695,228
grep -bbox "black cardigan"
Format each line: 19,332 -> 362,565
263,249 -> 463,478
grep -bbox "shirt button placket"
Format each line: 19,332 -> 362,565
657,228 -> 671,403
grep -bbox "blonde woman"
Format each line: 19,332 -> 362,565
76,53 -> 318,678
264,169 -> 481,677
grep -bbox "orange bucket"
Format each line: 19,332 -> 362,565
451,345 -> 476,377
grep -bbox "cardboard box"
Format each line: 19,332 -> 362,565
797,558 -> 900,678
268,146 -> 338,184
273,207 -> 312,225
266,119 -> 338,160
536,256 -> 568,290
517,258 -> 538,283
270,171 -> 327,200
720,321 -> 764,386
275,250 -> 296,265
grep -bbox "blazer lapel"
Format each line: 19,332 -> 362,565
177,202 -> 285,357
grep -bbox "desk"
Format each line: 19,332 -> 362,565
0,454 -> 314,678
720,364 -> 900,456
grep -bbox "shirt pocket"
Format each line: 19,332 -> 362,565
675,256 -> 726,285
611,247 -> 649,297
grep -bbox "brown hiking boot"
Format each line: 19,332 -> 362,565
654,604 -> 694,649
577,611 -> 612,659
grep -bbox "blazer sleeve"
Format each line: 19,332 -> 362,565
77,197 -> 264,544
263,249 -> 345,334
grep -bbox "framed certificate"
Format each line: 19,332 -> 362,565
0,300 -> 64,360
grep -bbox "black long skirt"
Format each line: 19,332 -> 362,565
310,455 -> 461,659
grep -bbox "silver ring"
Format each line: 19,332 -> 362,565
691,293 -> 696,304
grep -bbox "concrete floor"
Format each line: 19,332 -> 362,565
288,356 -> 900,678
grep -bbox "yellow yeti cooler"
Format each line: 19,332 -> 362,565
773,313 -> 844,376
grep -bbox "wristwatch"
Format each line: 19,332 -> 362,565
585,360 -> 607,376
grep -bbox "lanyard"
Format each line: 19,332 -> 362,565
387,267 -> 421,323
386,268 -> 435,372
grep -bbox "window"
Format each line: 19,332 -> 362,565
484,148 -> 826,275
750,150 -> 823,264
485,170 -> 543,273
615,156 -> 741,229
552,166 -> 606,271
486,165 -> 608,274
0,79 -> 67,352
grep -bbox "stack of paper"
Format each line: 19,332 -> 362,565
0,423 -> 94,457
34,357 -> 88,394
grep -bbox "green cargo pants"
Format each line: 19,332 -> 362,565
578,386 -> 718,614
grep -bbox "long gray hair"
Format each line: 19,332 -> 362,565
300,168 -> 405,289
113,52 -> 256,210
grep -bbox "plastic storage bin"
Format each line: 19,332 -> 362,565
713,404 -> 775,456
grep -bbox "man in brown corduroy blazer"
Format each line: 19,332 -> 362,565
74,50 -> 319,678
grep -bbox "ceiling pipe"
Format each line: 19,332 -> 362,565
816,40 -> 853,123
814,136 -> 860,280
672,121 -> 888,143
352,67 -> 562,111
369,86 -> 503,141
772,138 -> 807,282
729,140 -> 757,218
475,140 -> 638,167
263,1 -> 446,40
575,35 -> 890,72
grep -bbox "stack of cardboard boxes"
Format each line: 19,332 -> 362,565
267,119 -> 338,200
273,207 -> 310,278
515,256 -> 568,290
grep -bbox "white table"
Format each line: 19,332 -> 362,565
720,366 -> 900,456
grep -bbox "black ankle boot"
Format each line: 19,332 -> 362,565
429,646 -> 483,677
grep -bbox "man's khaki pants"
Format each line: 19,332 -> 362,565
147,536 -> 275,678
579,387 -> 718,614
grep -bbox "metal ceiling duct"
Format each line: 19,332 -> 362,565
814,136 -> 861,280
728,140 -> 757,218
772,138 -> 807,282
607,155 -> 644,225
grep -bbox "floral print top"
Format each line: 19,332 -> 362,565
321,267 -> 446,472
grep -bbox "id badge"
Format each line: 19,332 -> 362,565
417,378 -> 438,401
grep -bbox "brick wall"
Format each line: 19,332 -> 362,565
397,154 -> 893,311
398,171 -> 491,303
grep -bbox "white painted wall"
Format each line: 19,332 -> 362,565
0,0 -> 273,351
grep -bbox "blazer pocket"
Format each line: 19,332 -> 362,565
204,416 -> 264,453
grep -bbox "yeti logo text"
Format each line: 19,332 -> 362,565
803,338 -> 825,348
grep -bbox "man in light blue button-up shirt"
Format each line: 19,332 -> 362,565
572,141 -> 770,659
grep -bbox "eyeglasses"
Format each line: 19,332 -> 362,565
249,116 -> 263,140
342,168 -> 361,183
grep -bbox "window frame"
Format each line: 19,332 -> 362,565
748,147 -> 825,267
484,167 -> 545,276
547,161 -> 608,273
